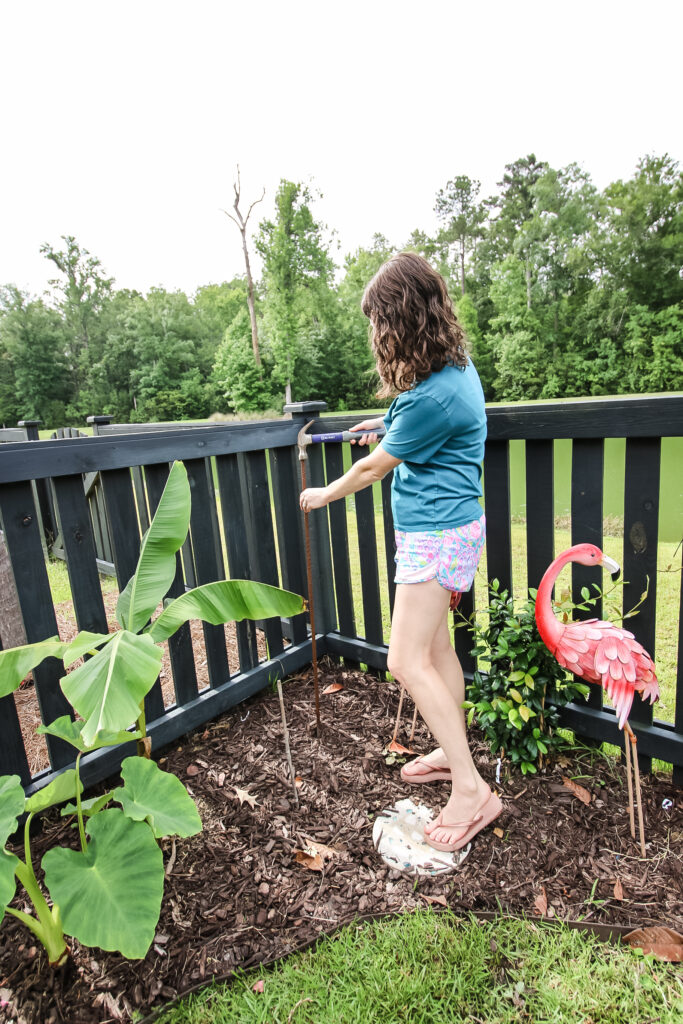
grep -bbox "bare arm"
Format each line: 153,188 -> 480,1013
300,444 -> 400,511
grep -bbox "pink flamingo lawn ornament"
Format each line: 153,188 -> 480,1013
535,543 -> 659,857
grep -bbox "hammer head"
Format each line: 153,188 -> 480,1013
296,419 -> 315,460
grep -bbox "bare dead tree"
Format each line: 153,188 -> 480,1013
222,167 -> 265,366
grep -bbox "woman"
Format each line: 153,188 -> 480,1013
299,251 -> 501,852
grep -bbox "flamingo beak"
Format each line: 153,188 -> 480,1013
600,554 -> 621,580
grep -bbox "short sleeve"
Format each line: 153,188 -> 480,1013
380,394 -> 453,464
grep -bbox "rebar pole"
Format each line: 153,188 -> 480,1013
300,457 -> 321,735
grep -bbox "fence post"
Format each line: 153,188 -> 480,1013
17,419 -> 52,548
86,414 -> 114,436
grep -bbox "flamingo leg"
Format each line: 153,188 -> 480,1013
408,702 -> 419,743
623,727 -> 636,839
625,722 -> 646,858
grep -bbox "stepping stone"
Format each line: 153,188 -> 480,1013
372,797 -> 470,876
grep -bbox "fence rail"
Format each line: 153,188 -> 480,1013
0,395 -> 681,794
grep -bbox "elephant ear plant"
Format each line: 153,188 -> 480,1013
0,460 -> 304,966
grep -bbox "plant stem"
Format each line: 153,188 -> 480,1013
136,705 -> 151,757
75,752 -> 87,853
12,859 -> 68,966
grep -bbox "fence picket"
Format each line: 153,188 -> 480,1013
0,481 -> 73,769
571,438 -> 605,715
350,446 -> 383,646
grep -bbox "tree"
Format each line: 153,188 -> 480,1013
212,309 -> 274,413
256,180 -> 335,405
434,176 -> 487,294
487,155 -> 548,309
40,236 -> 114,388
0,286 -> 72,425
221,168 -> 264,364
598,154 -> 683,310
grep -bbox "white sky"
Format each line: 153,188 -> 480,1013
1,0 -> 681,298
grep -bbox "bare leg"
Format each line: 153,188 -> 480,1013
388,580 -> 489,845
400,615 -> 466,775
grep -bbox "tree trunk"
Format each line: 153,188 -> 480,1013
241,229 -> 261,366
460,241 -> 466,295
0,531 -> 26,651
525,258 -> 532,310
285,380 -> 292,406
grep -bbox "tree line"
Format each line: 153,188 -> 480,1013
1,153 -> 681,428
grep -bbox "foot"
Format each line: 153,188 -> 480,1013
401,748 -> 450,779
424,778 -> 493,847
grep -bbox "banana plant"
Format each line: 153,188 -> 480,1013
0,460 -> 305,964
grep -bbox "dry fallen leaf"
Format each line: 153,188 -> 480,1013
386,740 -> 414,754
294,849 -> 324,872
186,764 -> 200,777
624,926 -> 683,962
613,879 -> 624,901
534,888 -> 548,916
561,775 -> 592,805
233,786 -> 257,808
294,839 -> 345,872
322,682 -> 344,694
420,894 -> 447,907
493,827 -> 505,839
217,772 -> 225,788
295,776 -> 303,788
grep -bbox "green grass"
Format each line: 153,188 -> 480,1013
151,909 -> 682,1024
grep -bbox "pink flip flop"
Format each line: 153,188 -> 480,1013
423,790 -> 503,852
400,756 -> 453,784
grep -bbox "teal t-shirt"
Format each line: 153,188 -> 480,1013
380,361 -> 487,531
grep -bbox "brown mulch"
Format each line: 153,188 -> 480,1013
18,593 -> 268,777
1,661 -> 682,1024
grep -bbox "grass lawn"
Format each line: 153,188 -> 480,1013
152,909 -> 682,1024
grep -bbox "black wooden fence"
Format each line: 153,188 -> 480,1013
0,394 -> 681,796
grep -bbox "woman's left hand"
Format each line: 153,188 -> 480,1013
300,487 -> 329,512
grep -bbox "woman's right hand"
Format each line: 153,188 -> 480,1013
348,418 -> 384,446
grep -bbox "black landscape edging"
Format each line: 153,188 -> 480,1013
136,907 -> 642,1023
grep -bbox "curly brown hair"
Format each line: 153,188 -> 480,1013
361,251 -> 468,396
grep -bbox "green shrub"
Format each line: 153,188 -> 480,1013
462,580 -> 591,775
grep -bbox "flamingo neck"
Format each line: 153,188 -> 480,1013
535,549 -> 576,650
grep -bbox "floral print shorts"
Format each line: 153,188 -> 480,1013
394,514 -> 486,592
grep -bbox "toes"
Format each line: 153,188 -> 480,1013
424,812 -> 443,835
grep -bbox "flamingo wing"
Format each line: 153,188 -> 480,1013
555,619 -> 659,730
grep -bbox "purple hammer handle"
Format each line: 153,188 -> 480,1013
311,429 -> 386,443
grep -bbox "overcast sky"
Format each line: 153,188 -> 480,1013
1,0 -> 680,298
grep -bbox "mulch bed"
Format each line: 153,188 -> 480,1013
2,660 -> 682,1023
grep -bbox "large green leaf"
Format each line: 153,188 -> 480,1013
63,631 -> 115,667
112,756 -> 202,839
0,639 -> 68,698
42,808 -> 163,959
25,770 -> 82,815
116,461 -> 191,633
37,716 -> 141,753
0,775 -> 25,846
148,579 -> 305,643
60,631 -> 162,747
0,849 -> 19,917
61,792 -> 112,818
